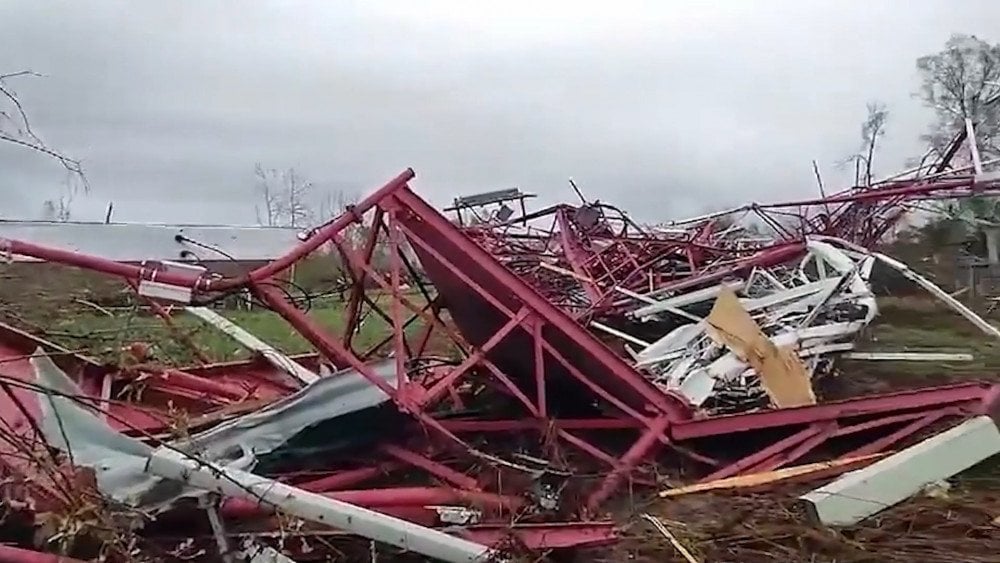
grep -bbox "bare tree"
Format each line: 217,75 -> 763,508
2,70 -> 90,221
317,189 -> 358,222
40,200 -> 59,222
914,36 -> 1000,236
254,164 -> 315,228
917,34 -> 1000,161
1,70 -> 89,191
860,102 -> 889,186
254,164 -> 279,226
39,183 -> 74,222
839,102 -> 889,186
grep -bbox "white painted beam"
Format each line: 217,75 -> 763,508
800,415 -> 1000,526
186,306 -> 318,385
632,280 -> 745,319
966,118 -> 984,175
843,351 -> 974,362
875,253 -> 1000,340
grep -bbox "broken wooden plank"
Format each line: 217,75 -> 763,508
658,453 -> 885,497
705,288 -> 816,407
640,514 -> 701,563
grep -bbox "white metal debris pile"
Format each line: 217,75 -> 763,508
630,237 -> 996,413
631,238 -> 873,411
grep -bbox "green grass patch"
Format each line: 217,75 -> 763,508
41,301 -> 400,365
834,296 -> 1000,388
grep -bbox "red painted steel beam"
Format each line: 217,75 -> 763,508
670,382 -> 996,440
460,173 -> 1000,318
742,421 -> 839,474
699,424 -> 828,482
585,416 -> 670,511
0,170 -> 417,293
381,445 -> 480,491
121,366 -> 247,402
840,410 -> 955,460
181,355 -> 302,398
441,382 -> 1000,441
758,176 -> 996,208
250,281 -> 363,374
648,242 -> 806,297
390,186 -> 692,421
294,465 -> 397,493
440,418 -> 639,433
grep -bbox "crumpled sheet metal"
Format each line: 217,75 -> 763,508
32,352 -> 493,563
34,352 -> 170,510
179,358 -> 395,466
32,351 -> 396,511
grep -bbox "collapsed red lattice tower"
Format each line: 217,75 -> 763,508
2,168 -> 998,525
459,170 -> 1000,319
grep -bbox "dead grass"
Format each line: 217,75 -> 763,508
594,486 -> 1000,563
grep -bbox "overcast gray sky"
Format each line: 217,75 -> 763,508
2,1 -> 999,224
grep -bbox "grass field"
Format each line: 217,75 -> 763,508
8,283 -> 1000,505
25,291 -> 1000,391
37,299 -> 394,364
843,296 -> 1000,387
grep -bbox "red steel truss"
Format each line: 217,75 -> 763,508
1,168 -> 998,556
459,172 -> 1000,320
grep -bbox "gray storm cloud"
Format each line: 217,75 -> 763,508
2,0 -> 999,223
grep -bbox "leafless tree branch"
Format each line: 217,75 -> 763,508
0,70 -> 90,195
253,164 -> 323,228
0,70 -> 44,145
836,101 -> 889,186
861,102 -> 889,186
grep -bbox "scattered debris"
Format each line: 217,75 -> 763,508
640,514 -> 701,563
705,287 -> 817,408
1,151 -> 1000,561
633,239 -> 877,411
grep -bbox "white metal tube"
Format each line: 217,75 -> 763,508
186,306 -> 318,384
589,321 -> 651,347
966,118 -> 984,175
843,351 -> 974,362
875,252 -> 1000,341
146,448 -> 493,563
